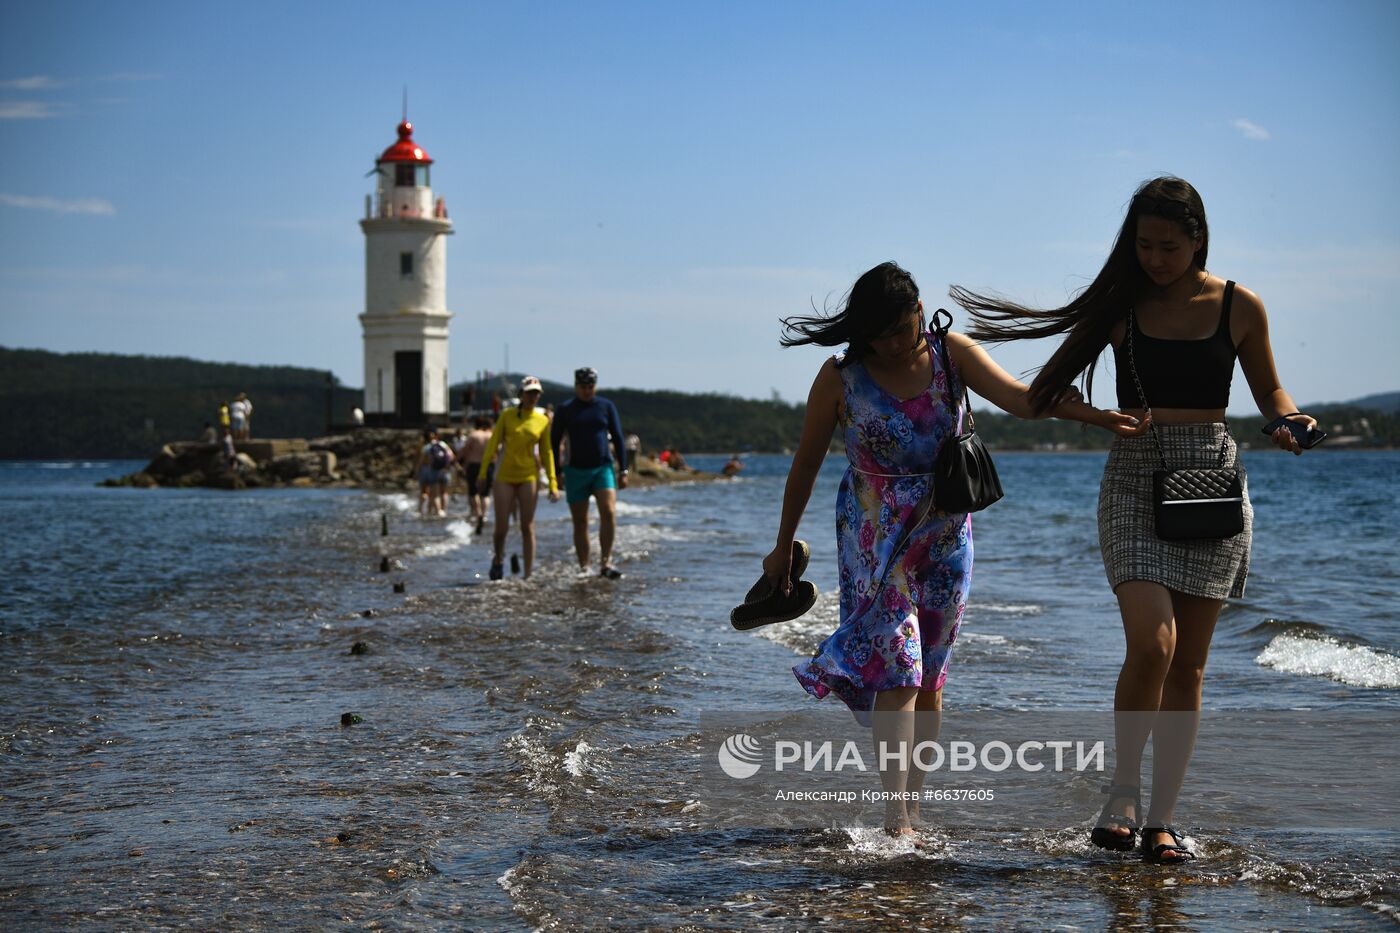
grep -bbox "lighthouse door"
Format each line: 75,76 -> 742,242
394,351 -> 424,423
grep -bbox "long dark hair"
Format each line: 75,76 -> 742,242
781,261 -> 921,362
951,176 -> 1209,413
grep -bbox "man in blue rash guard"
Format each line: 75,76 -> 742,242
551,367 -> 629,579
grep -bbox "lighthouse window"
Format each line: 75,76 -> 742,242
394,163 -> 416,187
400,252 -> 414,277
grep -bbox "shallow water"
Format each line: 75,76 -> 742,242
1,454 -> 1396,929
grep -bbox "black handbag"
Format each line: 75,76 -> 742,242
1125,308 -> 1244,541
932,310 -> 1004,514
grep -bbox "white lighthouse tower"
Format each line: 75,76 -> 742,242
359,118 -> 453,425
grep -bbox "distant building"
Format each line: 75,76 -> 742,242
359,117 -> 454,425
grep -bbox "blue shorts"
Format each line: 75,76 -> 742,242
564,463 -> 616,504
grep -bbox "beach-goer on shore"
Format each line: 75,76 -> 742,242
625,434 -> 640,472
479,377 -> 559,580
951,176 -> 1319,864
416,428 -> 453,518
221,426 -> 238,472
219,402 -> 231,434
721,454 -> 744,477
763,261 -> 1141,837
351,406 -> 365,426
199,422 -> 217,444
551,366 -> 629,579
231,393 -> 252,440
668,449 -> 688,471
457,417 -> 494,534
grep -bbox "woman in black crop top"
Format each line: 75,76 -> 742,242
951,176 -> 1318,864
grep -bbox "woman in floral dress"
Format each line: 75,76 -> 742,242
763,262 -> 1143,835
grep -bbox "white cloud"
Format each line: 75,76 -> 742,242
0,193 -> 116,215
0,101 -> 58,119
0,76 -> 63,90
1232,118 -> 1271,141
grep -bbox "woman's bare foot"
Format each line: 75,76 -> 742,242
884,802 -> 914,837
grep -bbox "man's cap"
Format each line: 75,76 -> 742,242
520,376 -> 543,393
575,367 -> 598,385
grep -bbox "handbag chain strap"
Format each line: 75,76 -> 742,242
1125,307 -> 1228,470
932,308 -> 974,434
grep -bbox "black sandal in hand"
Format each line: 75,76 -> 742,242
729,540 -> 816,630
1140,824 -> 1195,864
1090,783 -> 1140,852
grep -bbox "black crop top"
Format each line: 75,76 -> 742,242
1115,280 -> 1237,410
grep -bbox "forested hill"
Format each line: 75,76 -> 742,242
0,347 -> 359,458
2,348 -> 1395,459
497,375 -> 805,455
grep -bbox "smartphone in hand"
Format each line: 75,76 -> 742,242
1262,416 -> 1326,449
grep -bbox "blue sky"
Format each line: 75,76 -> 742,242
1,1 -> 1397,412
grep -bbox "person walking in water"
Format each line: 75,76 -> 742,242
951,176 -> 1319,863
416,428 -> 454,518
762,262 -> 1142,837
479,377 -> 559,580
457,417 -> 494,534
551,367 -> 629,579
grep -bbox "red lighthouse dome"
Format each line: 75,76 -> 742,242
378,120 -> 433,164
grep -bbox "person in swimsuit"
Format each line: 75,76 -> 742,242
764,262 -> 1140,836
952,176 -> 1318,864
457,416 -> 494,534
551,367 -> 629,579
479,377 -> 559,580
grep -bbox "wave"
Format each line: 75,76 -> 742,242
496,864 -> 524,897
1256,634 -> 1400,689
972,602 -> 1044,617
562,740 -> 593,778
613,500 -> 674,518
753,590 -> 842,654
377,492 -> 416,513
1241,617 -> 1331,643
416,519 -> 477,557
753,595 -> 1033,657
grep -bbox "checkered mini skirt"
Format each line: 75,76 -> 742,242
1098,423 -> 1252,600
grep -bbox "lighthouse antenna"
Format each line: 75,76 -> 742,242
402,85 -> 408,122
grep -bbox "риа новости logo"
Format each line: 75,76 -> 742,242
717,734 -> 763,779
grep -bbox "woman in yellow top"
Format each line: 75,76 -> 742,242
478,376 -> 559,580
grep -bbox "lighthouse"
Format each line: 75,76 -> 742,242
359,118 -> 453,425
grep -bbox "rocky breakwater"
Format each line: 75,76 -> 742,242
103,431 -> 722,490
103,430 -> 412,491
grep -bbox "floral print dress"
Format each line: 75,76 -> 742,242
793,333 -> 974,723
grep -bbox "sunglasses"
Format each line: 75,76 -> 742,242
1132,195 -> 1196,222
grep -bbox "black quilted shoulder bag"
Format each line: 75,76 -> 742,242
1125,308 -> 1244,540
931,310 -> 1004,514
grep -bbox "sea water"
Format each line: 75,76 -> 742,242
1,453 -> 1396,929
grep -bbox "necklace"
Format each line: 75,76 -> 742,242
1144,270 -> 1207,309
1188,270 -> 1208,301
